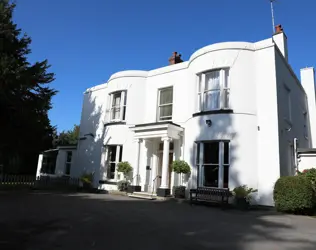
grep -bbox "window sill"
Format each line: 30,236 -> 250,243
104,121 -> 126,126
193,109 -> 233,117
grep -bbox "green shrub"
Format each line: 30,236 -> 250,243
117,180 -> 129,191
273,176 -> 315,215
171,160 -> 191,174
297,168 -> 316,191
117,162 -> 133,180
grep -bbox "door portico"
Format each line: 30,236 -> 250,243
130,122 -> 184,196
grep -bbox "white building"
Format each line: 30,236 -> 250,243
67,25 -> 316,206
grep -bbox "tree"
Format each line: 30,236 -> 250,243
54,125 -> 80,147
171,160 -> 191,186
0,0 -> 57,174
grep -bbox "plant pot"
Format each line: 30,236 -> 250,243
173,186 -> 186,199
235,197 -> 250,210
82,182 -> 92,192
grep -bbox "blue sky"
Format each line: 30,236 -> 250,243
14,0 -> 315,132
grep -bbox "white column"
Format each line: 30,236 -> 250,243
160,137 -> 171,189
36,154 -> 43,179
133,139 -> 142,186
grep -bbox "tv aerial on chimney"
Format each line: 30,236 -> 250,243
269,0 -> 277,33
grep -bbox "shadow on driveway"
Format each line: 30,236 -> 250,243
0,191 -> 315,250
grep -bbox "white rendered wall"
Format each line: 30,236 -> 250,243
275,50 -> 311,178
72,84 -> 108,187
301,68 -> 316,147
55,149 -> 76,176
298,154 -> 316,171
255,41 -> 281,206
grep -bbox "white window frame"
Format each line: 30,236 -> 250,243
64,151 -> 72,175
303,111 -> 309,140
196,141 -> 230,188
283,84 -> 292,124
157,86 -> 173,121
197,69 -> 230,112
105,145 -> 123,181
106,91 -> 127,122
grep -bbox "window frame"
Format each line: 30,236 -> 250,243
106,90 -> 127,123
197,68 -> 230,112
196,141 -> 230,188
283,84 -> 292,124
105,145 -> 123,181
64,151 -> 72,175
157,86 -> 173,121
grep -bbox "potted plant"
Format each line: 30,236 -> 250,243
232,185 -> 257,210
80,172 -> 94,191
171,160 -> 191,198
117,161 -> 133,192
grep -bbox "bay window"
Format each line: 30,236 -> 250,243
197,69 -> 229,112
105,145 -> 123,180
106,91 -> 127,122
196,141 -> 230,188
158,87 -> 173,121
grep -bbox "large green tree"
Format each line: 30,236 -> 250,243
54,125 -> 80,147
0,0 -> 57,174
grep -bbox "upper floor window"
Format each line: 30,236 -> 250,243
197,69 -> 229,112
158,87 -> 173,121
106,91 -> 127,122
283,84 -> 291,124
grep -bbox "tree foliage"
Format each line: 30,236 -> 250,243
54,125 -> 79,147
0,0 -> 57,174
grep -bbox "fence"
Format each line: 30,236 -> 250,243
0,175 -> 80,191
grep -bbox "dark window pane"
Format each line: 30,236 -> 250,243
109,146 -> 116,162
224,142 -> 229,164
119,146 -> 123,162
224,166 -> 229,188
108,163 -> 116,179
65,163 -> 71,175
203,165 -> 219,187
66,151 -> 72,162
196,143 -> 200,164
204,142 -> 219,164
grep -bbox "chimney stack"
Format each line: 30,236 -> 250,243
274,24 -> 284,34
273,24 -> 288,62
168,52 -> 183,65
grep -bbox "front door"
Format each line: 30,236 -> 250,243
157,153 -> 173,190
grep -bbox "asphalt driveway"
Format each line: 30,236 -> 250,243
1,192 -> 316,250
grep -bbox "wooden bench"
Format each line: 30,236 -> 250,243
190,187 -> 232,208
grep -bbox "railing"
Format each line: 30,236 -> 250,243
151,175 -> 161,197
0,175 -> 80,191
131,174 -> 140,186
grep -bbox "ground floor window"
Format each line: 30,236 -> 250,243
65,151 -> 72,175
196,141 -> 230,188
106,145 -> 123,180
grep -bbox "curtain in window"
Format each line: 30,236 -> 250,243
111,94 -> 121,120
159,88 -> 173,120
204,71 -> 220,110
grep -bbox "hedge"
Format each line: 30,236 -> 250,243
273,176 -> 315,215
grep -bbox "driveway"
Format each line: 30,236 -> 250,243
0,192 -> 316,250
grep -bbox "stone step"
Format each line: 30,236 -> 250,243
133,192 -> 157,197
128,194 -> 156,200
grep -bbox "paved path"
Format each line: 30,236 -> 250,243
0,192 -> 316,250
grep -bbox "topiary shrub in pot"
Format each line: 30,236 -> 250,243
117,161 -> 133,192
233,185 -> 257,210
171,160 -> 191,198
274,176 -> 315,215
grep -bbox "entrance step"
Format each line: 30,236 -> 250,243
128,192 -> 157,200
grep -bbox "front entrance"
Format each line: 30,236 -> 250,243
157,153 -> 173,191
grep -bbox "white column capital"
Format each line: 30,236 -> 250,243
161,136 -> 172,142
